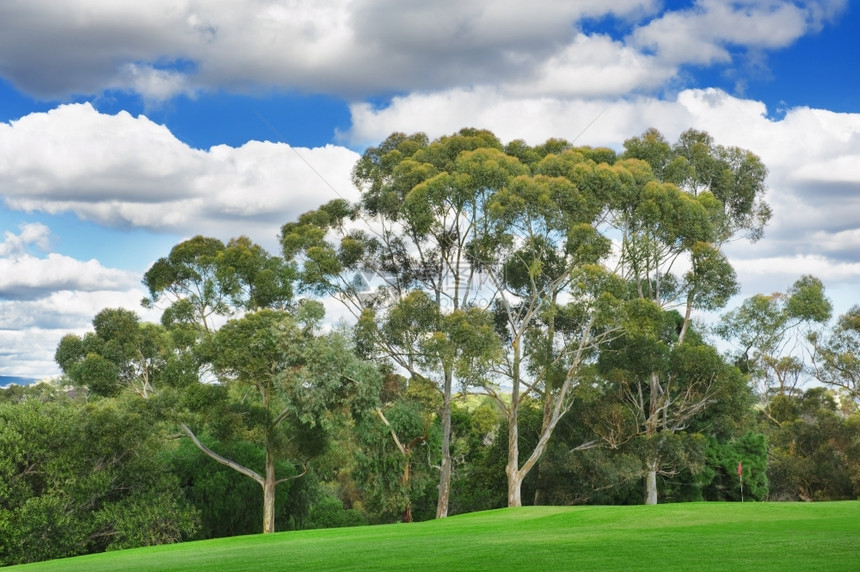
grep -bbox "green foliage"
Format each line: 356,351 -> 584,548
354,397 -> 441,523
55,308 -> 193,399
142,235 -> 295,331
718,275 -> 832,401
0,397 -> 197,566
625,128 -> 771,243
304,495 -> 368,530
699,432 -> 768,502
765,388 -> 860,501
810,305 -> 860,400
168,437 -> 301,538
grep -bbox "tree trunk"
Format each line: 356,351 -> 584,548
644,459 -> 658,505
532,463 -> 545,506
507,470 -> 522,507
262,449 -> 277,533
436,367 -> 453,518
506,398 -> 522,507
506,341 -> 523,507
402,452 -> 414,523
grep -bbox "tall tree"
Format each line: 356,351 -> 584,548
474,148 -> 622,507
810,305 -> 860,403
595,306 -> 748,504
66,235 -> 379,534
182,307 -> 381,533
717,275 -> 833,424
282,130 -> 514,516
590,128 -> 772,503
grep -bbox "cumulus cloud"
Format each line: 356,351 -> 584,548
0,224 -> 139,300
630,0 -> 817,65
0,222 -> 52,256
0,103 -> 360,250
0,224 -> 162,377
0,0 -> 840,101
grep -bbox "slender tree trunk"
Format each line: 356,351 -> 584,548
403,452 -> 413,523
643,371 -> 661,505
436,366 -> 453,518
506,413 -> 522,508
263,448 -> 277,533
678,293 -> 693,345
506,342 -> 523,507
506,387 -> 522,505
644,458 -> 658,505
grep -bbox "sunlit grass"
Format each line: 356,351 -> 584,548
12,502 -> 860,571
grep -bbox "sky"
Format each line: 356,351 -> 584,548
1,0 -> 859,381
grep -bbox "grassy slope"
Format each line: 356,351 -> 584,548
11,502 -> 860,571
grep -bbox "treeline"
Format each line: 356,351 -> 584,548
2,128 -> 859,565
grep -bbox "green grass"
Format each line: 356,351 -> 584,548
11,502 -> 860,571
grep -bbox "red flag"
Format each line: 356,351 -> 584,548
737,461 -> 743,477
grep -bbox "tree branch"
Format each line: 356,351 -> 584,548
179,422 -> 264,486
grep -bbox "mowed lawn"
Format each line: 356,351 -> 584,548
11,502 -> 860,571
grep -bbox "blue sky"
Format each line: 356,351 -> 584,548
1,0 -> 859,379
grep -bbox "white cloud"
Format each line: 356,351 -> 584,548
630,0 -> 845,65
0,224 -> 162,377
0,253 -> 139,300
1,0 -> 840,101
503,34 -> 675,99
346,86 -> 693,148
0,222 -> 52,256
0,224 -> 139,300
0,103 -> 360,251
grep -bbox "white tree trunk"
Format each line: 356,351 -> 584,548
644,460 -> 658,505
506,399 -> 522,507
436,369 -> 453,518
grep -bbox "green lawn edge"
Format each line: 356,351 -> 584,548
10,502 -> 860,571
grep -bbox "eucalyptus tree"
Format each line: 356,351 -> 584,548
573,128 -> 772,504
594,303 -> 750,504
810,305 -> 860,402
717,275 -> 833,424
620,128 -> 770,340
187,306 -> 381,533
62,235 -> 379,534
56,307 -> 177,399
144,236 -> 379,534
471,145 -> 627,507
281,129 -> 514,516
142,234 -> 296,333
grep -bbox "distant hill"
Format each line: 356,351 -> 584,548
0,376 -> 36,387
